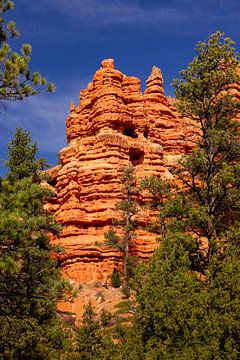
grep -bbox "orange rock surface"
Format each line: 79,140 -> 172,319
47,59 -> 196,284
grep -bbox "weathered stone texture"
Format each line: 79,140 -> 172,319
47,59 -> 196,283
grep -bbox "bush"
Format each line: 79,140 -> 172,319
111,268 -> 121,288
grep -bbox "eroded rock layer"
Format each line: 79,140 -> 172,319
47,59 -> 195,284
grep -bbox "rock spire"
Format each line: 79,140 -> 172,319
47,59 -> 195,284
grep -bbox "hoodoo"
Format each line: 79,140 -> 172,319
46,59 -> 195,284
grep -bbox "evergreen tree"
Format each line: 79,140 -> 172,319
0,1 -> 54,104
111,267 -> 121,288
120,32 -> 240,359
118,234 -> 205,360
76,303 -> 115,360
104,164 -> 138,293
76,304 -> 103,359
171,31 -> 240,246
141,176 -> 171,236
5,127 -> 47,180
0,129 -> 71,359
121,234 -> 240,359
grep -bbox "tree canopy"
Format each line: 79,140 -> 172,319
0,128 -> 71,359
0,0 -> 54,104
171,31 -> 240,246
117,31 -> 240,360
5,127 -> 47,180
1,29 -> 240,359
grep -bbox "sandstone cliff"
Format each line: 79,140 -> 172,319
47,59 -> 195,284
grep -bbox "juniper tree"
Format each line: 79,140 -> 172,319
0,1 -> 54,105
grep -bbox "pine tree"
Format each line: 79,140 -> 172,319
104,164 -> 138,294
121,234 -> 240,359
141,176 -> 171,236
0,129 -> 71,359
120,32 -> 240,359
5,127 -> 47,180
123,234 -> 207,360
76,304 -> 104,359
171,31 -> 240,247
0,1 -> 54,104
76,303 -> 115,360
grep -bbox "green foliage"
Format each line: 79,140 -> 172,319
121,234 -> 240,359
111,267 -> 121,288
172,31 -> 240,243
0,129 -> 71,358
120,32 -> 240,359
133,234 -> 206,359
105,164 -> 139,292
204,244 -> 240,359
141,176 -> 171,210
0,1 -> 54,103
141,176 -> 172,235
0,317 -> 74,360
1,30 -> 239,359
76,303 -> 115,359
5,127 -> 48,180
100,308 -> 113,327
172,31 -> 240,120
105,228 -> 121,250
76,304 -> 103,359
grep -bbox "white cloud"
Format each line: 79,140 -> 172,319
16,0 -> 240,41
61,0 -> 185,25
20,0 -> 186,26
29,0 -> 240,27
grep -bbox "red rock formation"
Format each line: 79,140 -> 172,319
47,59 -> 195,284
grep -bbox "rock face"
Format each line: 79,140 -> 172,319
47,59 -> 195,284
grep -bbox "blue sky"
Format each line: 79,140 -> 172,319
1,0 -> 239,171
